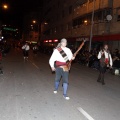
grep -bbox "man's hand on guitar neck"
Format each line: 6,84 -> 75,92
72,56 -> 75,60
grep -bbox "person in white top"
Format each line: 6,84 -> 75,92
97,44 -> 112,85
33,45 -> 38,55
22,42 -> 30,60
49,38 -> 74,100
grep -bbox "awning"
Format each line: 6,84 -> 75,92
93,34 -> 120,41
67,34 -> 120,42
67,36 -> 89,42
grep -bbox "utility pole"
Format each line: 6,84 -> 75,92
89,0 -> 95,52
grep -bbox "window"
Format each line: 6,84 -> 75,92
118,15 -> 120,21
62,10 -> 64,18
89,0 -> 96,3
58,1 -> 60,8
56,14 -> 59,20
61,25 -> 64,32
69,6 -> 72,14
66,23 -> 71,31
30,35 -> 33,38
54,27 -> 58,33
50,29 -> 53,35
117,9 -> 120,21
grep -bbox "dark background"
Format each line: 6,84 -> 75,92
0,0 -> 43,27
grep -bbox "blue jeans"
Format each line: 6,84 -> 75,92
55,67 -> 69,83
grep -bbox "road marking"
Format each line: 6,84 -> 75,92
32,63 -> 39,69
27,60 -> 40,69
77,107 -> 95,120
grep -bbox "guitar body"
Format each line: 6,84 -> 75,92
67,61 -> 72,70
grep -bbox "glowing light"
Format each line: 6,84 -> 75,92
84,20 -> 88,25
44,22 -> 48,25
54,39 -> 58,42
33,20 -> 36,24
49,40 -> 52,42
3,4 -> 8,9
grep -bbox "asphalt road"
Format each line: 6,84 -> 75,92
0,48 -> 120,120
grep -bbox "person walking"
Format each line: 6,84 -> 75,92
33,45 -> 38,55
49,38 -> 75,100
97,44 -> 113,85
22,42 -> 30,61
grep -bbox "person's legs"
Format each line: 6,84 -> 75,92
97,65 -> 106,85
97,65 -> 102,82
97,72 -> 101,82
26,51 -> 29,59
101,66 -> 106,85
101,73 -> 105,85
23,51 -> 26,60
62,70 -> 69,99
54,68 -> 62,92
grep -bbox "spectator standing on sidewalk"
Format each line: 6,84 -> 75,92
22,42 -> 30,60
97,44 -> 113,85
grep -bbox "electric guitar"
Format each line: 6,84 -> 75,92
67,40 -> 86,70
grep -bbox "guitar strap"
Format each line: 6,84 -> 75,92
57,47 -> 69,63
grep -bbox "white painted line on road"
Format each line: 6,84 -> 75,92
28,60 -> 40,69
77,107 -> 95,120
32,63 -> 39,69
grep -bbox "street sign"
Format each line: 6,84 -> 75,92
3,27 -> 16,31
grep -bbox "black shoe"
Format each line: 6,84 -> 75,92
0,71 -> 3,75
102,82 -> 105,85
97,80 -> 101,83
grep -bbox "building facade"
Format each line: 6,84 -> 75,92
22,12 -> 40,44
41,0 -> 120,51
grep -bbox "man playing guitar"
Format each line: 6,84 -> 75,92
49,38 -> 85,100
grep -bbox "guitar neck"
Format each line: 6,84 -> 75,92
73,44 -> 84,57
69,41 -> 85,63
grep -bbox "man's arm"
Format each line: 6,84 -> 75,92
22,45 -> 25,49
49,49 -> 57,71
98,51 -> 102,59
109,54 -> 113,67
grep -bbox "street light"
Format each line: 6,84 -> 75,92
0,3 -> 9,40
0,3 -> 8,10
84,20 -> 88,25
3,4 -> 8,9
89,0 -> 95,52
33,20 -> 36,24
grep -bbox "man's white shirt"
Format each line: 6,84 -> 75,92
22,45 -> 30,51
49,47 -> 73,68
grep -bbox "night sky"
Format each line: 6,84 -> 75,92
0,0 -> 43,28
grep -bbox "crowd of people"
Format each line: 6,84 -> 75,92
72,47 -> 120,74
1,41 -> 120,76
